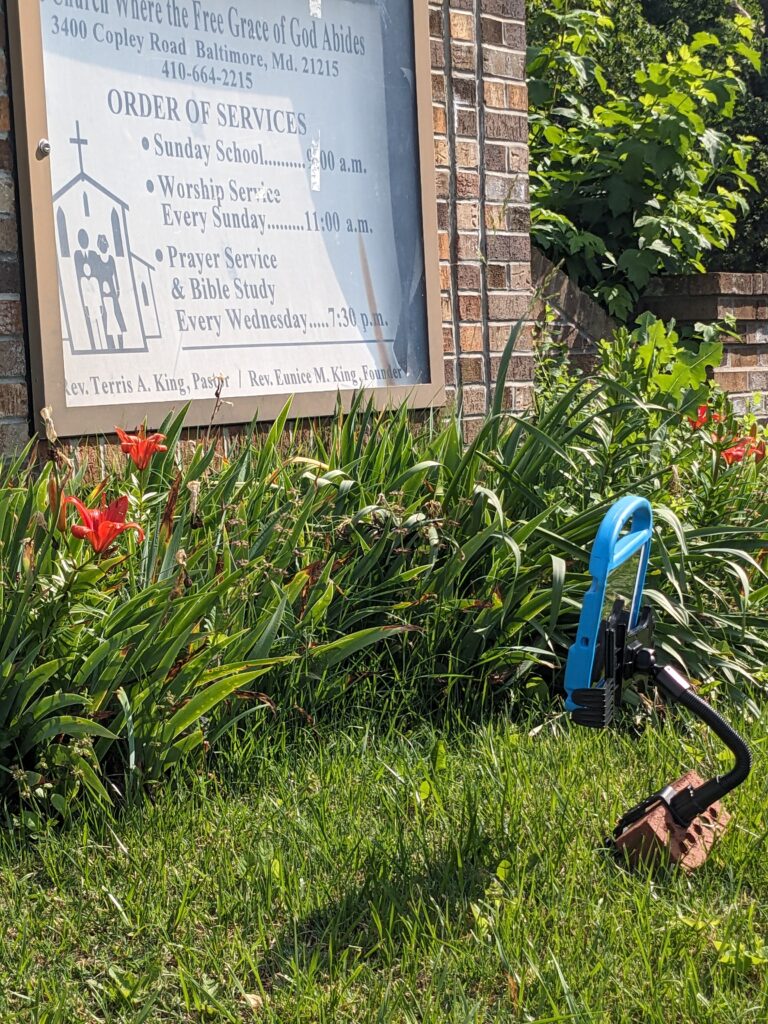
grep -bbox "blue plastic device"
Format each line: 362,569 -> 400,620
564,496 -> 653,713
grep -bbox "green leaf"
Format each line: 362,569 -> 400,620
549,556 -> 566,633
165,665 -> 275,742
432,740 -> 448,773
18,717 -> 117,756
308,626 -> 412,669
689,33 -> 720,54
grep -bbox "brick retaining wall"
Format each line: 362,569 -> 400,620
531,248 -> 615,370
643,274 -> 768,417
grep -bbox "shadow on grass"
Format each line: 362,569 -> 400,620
256,797 -> 493,991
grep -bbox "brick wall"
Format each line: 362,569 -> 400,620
643,274 -> 768,417
430,0 -> 533,438
0,1 -> 533,452
0,1 -> 28,452
531,248 -> 615,370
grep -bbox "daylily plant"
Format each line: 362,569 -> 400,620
65,495 -> 145,554
115,425 -> 168,470
689,405 -> 765,465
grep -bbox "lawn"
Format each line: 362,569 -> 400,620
2,321 -> 766,1023
2,706 -> 766,1024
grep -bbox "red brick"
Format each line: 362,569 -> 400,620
0,219 -> 18,254
451,42 -> 476,73
483,80 -> 506,109
457,234 -> 480,260
462,386 -> 488,415
0,257 -> 19,293
0,139 -> 14,174
484,143 -> 507,171
484,112 -> 528,143
713,369 -> 749,393
487,293 -> 531,320
481,17 -> 504,46
459,294 -> 482,321
460,356 -> 485,383
456,171 -> 480,199
482,0 -> 525,17
462,418 -> 484,444
487,264 -> 506,289
502,23 -> 527,51
482,49 -> 525,80
718,301 -> 757,320
728,352 -> 759,368
506,84 -> 529,112
0,382 -> 28,418
489,324 -> 517,351
0,298 -> 21,334
457,265 -> 482,291
512,385 -> 535,411
0,420 -> 30,452
486,234 -> 530,262
460,324 -> 483,352
453,78 -> 477,107
450,12 -> 474,41
0,339 -> 25,376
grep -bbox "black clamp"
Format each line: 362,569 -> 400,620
572,603 -> 752,829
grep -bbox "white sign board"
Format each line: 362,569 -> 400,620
28,0 -> 437,422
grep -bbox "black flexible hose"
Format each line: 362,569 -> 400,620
653,664 -> 752,827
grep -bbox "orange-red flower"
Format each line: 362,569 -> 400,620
115,426 -> 167,470
688,405 -> 723,431
722,435 -> 766,466
65,495 -> 145,554
689,405 -> 765,465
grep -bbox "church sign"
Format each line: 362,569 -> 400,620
7,1 -> 442,436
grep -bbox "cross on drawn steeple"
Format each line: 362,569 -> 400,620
69,121 -> 88,174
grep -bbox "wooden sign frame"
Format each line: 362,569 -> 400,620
6,1 -> 444,438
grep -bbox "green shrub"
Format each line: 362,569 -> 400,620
528,0 -> 760,318
1,319 -> 766,818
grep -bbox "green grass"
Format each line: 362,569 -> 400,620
1,707 -> 766,1023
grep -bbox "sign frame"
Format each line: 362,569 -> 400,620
7,0 -> 444,437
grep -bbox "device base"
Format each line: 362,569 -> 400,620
613,772 -> 730,872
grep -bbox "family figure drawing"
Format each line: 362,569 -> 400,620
74,229 -> 128,351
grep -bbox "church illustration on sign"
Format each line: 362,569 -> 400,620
53,123 -> 161,356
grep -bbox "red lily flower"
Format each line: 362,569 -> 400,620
688,405 -> 723,431
722,439 -> 751,465
722,432 -> 766,466
689,405 -> 708,430
688,405 -> 766,465
65,495 -> 145,554
115,425 -> 167,470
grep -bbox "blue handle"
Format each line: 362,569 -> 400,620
564,496 -> 653,711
